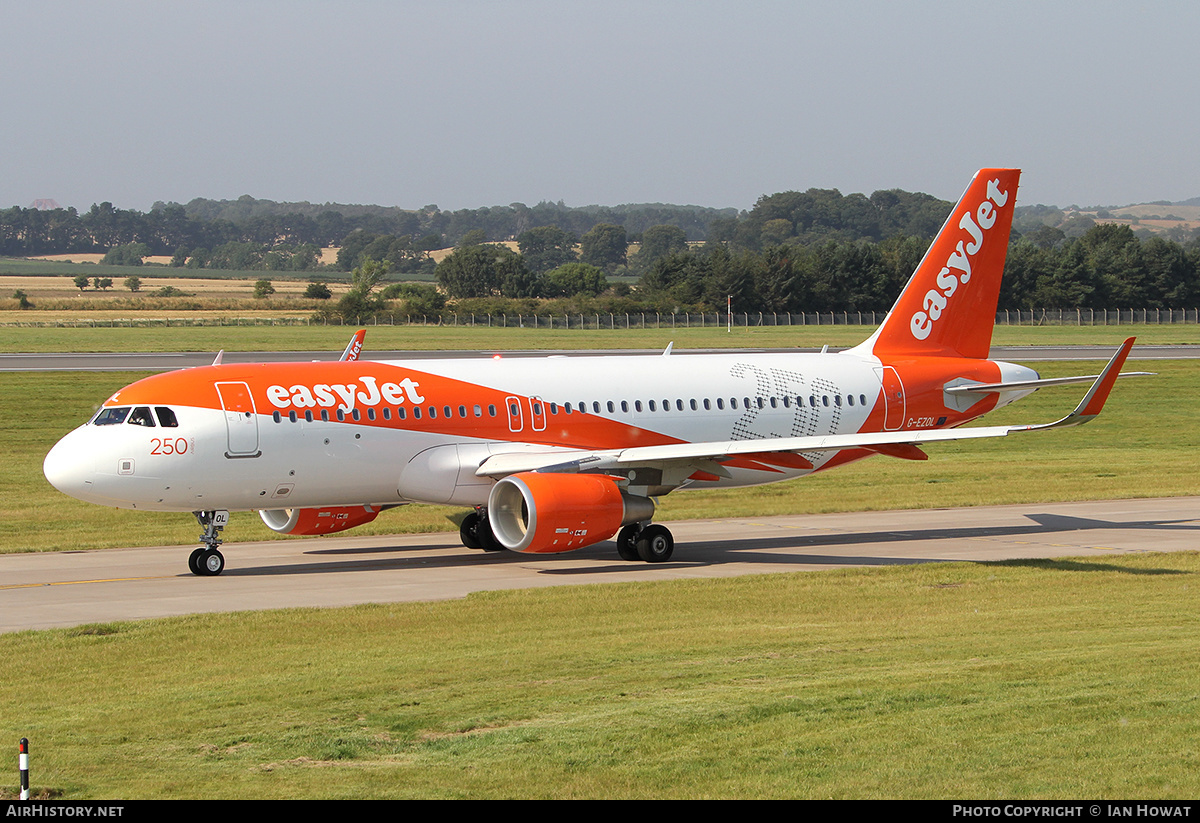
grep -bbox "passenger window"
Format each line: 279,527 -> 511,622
154,407 -> 179,427
607,401 -> 615,413
289,410 -> 298,422
717,398 -> 725,410
488,405 -> 497,417
474,405 -> 482,417
128,407 -> 155,427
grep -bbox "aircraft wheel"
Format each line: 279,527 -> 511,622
616,524 -> 641,561
188,547 -> 206,576
460,511 -> 483,549
462,510 -> 504,552
198,549 -> 225,576
636,524 -> 674,563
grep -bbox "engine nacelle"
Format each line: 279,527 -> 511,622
487,472 -> 655,554
259,505 -> 380,536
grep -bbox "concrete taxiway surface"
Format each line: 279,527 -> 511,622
3,497 -> 1196,633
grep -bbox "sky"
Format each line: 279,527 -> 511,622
3,0 -> 1198,214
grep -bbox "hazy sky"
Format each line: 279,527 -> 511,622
4,1 -> 1197,214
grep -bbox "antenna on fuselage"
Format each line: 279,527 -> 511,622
211,350 -> 224,366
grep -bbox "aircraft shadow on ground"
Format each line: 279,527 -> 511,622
217,513 -> 1199,578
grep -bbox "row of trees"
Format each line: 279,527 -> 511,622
419,223 -> 1200,315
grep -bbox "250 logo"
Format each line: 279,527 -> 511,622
150,437 -> 189,455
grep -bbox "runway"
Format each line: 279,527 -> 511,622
3,497 -> 1196,633
2,344 -> 1198,371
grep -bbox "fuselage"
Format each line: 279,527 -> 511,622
43,348 -> 1038,514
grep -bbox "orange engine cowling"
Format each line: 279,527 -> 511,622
487,472 -> 655,554
259,505 -> 380,535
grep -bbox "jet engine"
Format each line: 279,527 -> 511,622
487,472 -> 654,554
259,505 -> 381,535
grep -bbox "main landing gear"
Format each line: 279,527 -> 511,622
616,523 -> 674,563
189,510 -> 229,576
457,508 -> 675,563
459,509 -> 504,552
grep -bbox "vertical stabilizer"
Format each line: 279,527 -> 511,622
856,168 -> 1020,360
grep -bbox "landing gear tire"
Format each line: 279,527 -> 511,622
198,549 -> 225,576
460,511 -> 483,549
188,547 -> 206,576
636,524 -> 674,563
616,524 -> 641,561
461,509 -> 504,552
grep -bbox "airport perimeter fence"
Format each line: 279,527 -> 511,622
3,308 -> 1200,329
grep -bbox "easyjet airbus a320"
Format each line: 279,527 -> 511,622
44,169 -> 1142,575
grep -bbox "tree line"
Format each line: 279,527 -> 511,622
6,185 -> 1200,314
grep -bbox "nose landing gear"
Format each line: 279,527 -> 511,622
189,510 -> 229,576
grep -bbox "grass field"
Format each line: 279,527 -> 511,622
2,552 -> 1197,798
3,355 -> 1197,554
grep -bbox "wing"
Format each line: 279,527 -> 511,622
475,338 -> 1136,485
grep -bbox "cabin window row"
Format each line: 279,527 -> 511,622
268,393 -> 871,424
272,404 -> 501,423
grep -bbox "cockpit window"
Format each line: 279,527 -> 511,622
155,407 -> 179,428
128,407 -> 156,427
92,407 -> 130,426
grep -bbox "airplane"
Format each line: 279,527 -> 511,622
43,168 -> 1144,576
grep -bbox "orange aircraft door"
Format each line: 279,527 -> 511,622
879,367 -> 906,431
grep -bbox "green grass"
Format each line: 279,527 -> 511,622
3,357 -> 1196,554
1,320 -> 1198,353
2,553 -> 1198,798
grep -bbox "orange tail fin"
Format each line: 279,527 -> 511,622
859,168 -> 1020,360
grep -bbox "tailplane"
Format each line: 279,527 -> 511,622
855,168 -> 1020,360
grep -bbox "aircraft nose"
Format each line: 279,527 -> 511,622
43,432 -> 94,500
